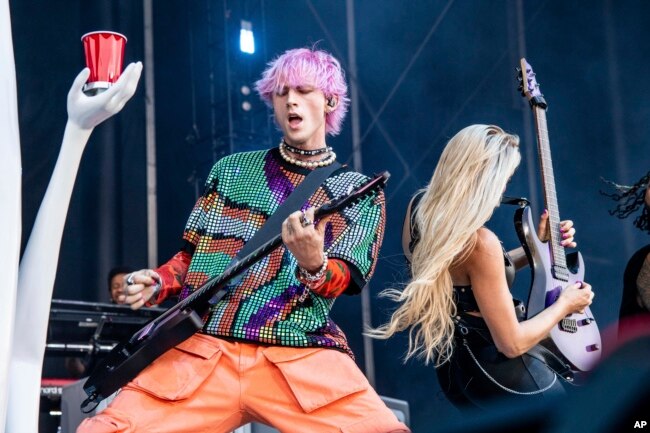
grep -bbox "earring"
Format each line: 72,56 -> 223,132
327,97 -> 336,108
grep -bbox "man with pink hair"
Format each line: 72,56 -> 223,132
79,47 -> 409,432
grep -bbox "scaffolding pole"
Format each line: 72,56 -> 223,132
346,0 -> 376,388
143,0 -> 158,267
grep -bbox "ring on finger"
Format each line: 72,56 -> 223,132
127,274 -> 135,285
300,210 -> 312,227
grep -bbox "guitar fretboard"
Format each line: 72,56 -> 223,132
532,106 -> 568,274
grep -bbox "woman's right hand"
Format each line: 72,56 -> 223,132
558,281 -> 594,314
120,269 -> 162,310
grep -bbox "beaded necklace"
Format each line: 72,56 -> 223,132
278,140 -> 337,168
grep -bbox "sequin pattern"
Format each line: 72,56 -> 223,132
180,148 -> 386,357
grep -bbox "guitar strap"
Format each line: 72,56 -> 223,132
209,161 -> 341,304
235,161 -> 341,260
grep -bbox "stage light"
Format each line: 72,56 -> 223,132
240,85 -> 251,95
239,20 -> 255,54
241,101 -> 252,112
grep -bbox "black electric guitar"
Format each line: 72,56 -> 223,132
82,171 -> 390,409
515,59 -> 601,372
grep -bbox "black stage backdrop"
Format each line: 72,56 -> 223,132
10,1 -> 650,431
12,0 -> 148,300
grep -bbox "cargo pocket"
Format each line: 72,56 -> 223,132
263,347 -> 368,413
127,334 -> 222,401
341,411 -> 409,433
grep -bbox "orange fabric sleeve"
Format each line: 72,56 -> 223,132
309,258 -> 351,298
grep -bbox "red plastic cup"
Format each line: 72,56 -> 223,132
81,31 -> 127,95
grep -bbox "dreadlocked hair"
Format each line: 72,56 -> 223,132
600,170 -> 650,234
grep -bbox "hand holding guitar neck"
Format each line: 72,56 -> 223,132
121,269 -> 162,309
537,210 -> 577,248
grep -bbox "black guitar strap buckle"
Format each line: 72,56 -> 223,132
80,394 -> 100,414
500,195 -> 530,207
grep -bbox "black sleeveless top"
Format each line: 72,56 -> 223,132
453,248 -> 516,309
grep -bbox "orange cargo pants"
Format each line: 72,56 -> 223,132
77,333 -> 410,433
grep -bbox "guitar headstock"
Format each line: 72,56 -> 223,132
517,58 -> 547,109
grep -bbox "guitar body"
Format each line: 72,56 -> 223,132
515,205 -> 601,372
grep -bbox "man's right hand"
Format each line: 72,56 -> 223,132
120,269 -> 162,310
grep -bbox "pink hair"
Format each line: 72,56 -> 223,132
255,47 -> 349,136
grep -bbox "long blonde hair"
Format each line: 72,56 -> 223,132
369,124 -> 521,366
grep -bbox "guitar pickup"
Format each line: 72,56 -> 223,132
551,265 -> 569,282
559,318 -> 578,333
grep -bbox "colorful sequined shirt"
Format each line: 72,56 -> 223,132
179,148 -> 386,357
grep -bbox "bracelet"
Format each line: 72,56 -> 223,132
298,252 -> 328,282
151,281 -> 161,299
297,272 -> 327,291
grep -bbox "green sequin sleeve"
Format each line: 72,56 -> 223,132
323,173 -> 387,294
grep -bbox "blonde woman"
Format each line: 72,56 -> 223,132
371,124 -> 594,409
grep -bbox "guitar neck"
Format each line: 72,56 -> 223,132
532,106 -> 567,270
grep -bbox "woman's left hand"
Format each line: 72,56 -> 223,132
538,209 -> 577,248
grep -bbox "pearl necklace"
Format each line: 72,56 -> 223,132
279,141 -> 336,168
282,140 -> 332,156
